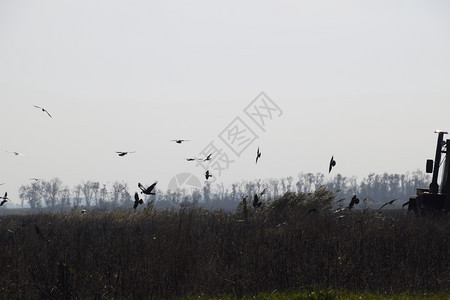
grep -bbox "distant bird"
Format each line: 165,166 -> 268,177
6,151 -> 24,156
30,178 -> 41,182
138,182 -> 157,195
81,209 -> 87,214
172,139 -> 189,144
185,158 -> 197,161
133,192 -> 144,209
116,151 -> 135,157
253,193 -> 262,208
260,188 -> 268,196
379,199 -> 398,210
33,105 -> 52,118
205,170 -> 212,180
204,153 -> 212,161
256,147 -> 261,164
348,195 -> 360,210
1,192 -> 9,207
329,156 -> 336,173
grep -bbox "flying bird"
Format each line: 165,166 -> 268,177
138,182 -> 158,195
256,147 -> 261,164
172,139 -> 189,144
204,153 -> 212,161
329,156 -> 336,173
348,195 -> 360,210
185,158 -> 197,161
253,193 -> 262,208
205,170 -> 212,180
1,192 -> 10,206
30,178 -> 41,182
33,105 -> 52,118
379,199 -> 398,210
133,192 -> 144,209
116,151 -> 135,157
6,151 -> 24,156
260,188 -> 268,196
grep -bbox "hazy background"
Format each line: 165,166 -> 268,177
1,0 -> 449,205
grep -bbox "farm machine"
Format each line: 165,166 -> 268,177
408,130 -> 449,215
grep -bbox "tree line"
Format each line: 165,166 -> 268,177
15,170 -> 431,212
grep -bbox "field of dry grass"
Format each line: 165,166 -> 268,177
0,190 -> 448,299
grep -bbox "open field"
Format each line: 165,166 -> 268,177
0,191 -> 448,299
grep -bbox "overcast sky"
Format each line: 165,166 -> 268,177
1,0 -> 449,204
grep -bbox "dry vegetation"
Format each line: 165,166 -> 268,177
0,190 -> 448,299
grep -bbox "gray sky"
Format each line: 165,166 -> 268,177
1,0 -> 450,204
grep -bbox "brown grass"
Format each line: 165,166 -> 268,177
0,193 -> 448,299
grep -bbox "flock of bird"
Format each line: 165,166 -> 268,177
1,105 -> 398,212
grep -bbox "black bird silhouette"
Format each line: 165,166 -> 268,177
116,151 -> 135,157
204,153 -> 212,161
30,178 -> 41,182
6,151 -> 24,156
348,195 -> 360,210
33,105 -> 52,118
138,182 -> 157,195
185,158 -> 197,161
172,139 -> 189,144
253,193 -> 262,208
133,192 -> 144,209
1,192 -> 8,206
329,156 -> 336,173
260,188 -> 268,196
379,199 -> 398,210
205,170 -> 212,180
256,147 -> 261,164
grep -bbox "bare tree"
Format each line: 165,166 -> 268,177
73,184 -> 82,207
98,184 -> 109,209
18,182 -> 42,211
203,182 -> 211,204
91,182 -> 100,206
119,183 -> 131,207
81,181 -> 94,207
271,179 -> 279,199
41,178 -> 62,210
58,186 -> 71,211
